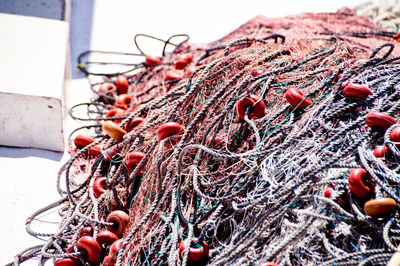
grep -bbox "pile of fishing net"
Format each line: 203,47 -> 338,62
13,8 -> 400,266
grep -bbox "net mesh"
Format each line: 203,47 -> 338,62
14,8 -> 400,266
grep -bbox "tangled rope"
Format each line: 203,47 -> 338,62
10,9 -> 400,266
354,0 -> 400,32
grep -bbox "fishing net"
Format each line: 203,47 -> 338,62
12,8 -> 400,266
354,0 -> 400,32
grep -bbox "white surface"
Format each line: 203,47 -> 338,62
0,0 -> 368,264
0,13 -> 69,98
0,13 -> 69,151
0,148 -> 63,264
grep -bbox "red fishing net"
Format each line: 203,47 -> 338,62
15,8 -> 400,266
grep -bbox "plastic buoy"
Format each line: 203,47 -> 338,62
157,122 -> 185,142
105,108 -> 126,124
54,258 -> 80,266
98,82 -> 116,93
373,145 -> 388,158
106,211 -> 130,237
93,177 -> 107,198
125,151 -> 146,172
76,236 -> 102,264
115,75 -> 129,94
236,94 -> 266,121
109,239 -> 124,256
165,69 -> 184,81
145,55 -> 162,67
125,117 -> 145,133
364,198 -> 397,216
348,168 -> 374,199
88,145 -> 102,157
103,255 -> 116,266
102,121 -> 127,142
390,126 -> 400,146
285,88 -> 311,109
175,53 -> 193,70
343,84 -> 373,99
74,134 -> 95,149
80,226 -> 93,237
115,94 -> 133,110
97,230 -> 119,246
365,112 -> 396,129
178,238 -> 209,262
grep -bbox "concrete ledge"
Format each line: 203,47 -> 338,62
0,93 -> 64,151
0,13 -> 70,151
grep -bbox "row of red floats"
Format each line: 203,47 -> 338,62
284,83 -> 373,110
145,53 -> 194,81
54,211 -> 129,265
54,214 -> 212,264
54,211 -> 213,264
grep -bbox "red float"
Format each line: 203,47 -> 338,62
179,238 -> 209,262
97,230 -> 119,246
285,88 -> 311,109
88,145 -> 102,157
80,226 -> 93,237
157,122 -> 185,142
145,55 -> 162,67
74,134 -> 95,149
98,82 -> 116,93
373,145 -> 388,158
343,83 -> 372,99
115,94 -> 133,110
115,75 -> 129,94
109,239 -> 124,256
54,258 -> 80,266
76,236 -> 101,264
125,117 -> 145,133
103,255 -> 116,266
390,126 -> 400,146
165,69 -> 184,81
93,177 -> 107,198
105,108 -> 127,124
175,53 -> 193,70
106,211 -> 130,237
236,94 -> 266,121
125,151 -> 146,172
348,168 -> 374,199
365,112 -> 396,129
